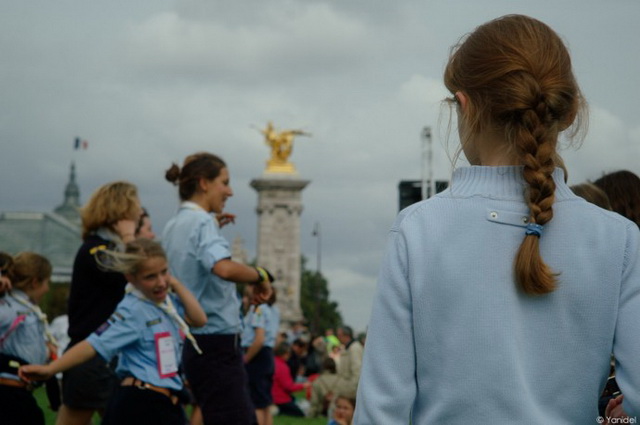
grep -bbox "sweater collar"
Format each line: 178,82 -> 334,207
449,166 -> 574,200
180,201 -> 206,212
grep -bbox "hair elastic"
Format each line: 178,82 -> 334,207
525,223 -> 543,237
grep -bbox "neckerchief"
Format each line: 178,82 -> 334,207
10,291 -> 57,346
125,283 -> 202,354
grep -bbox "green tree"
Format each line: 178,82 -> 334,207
300,256 -> 342,335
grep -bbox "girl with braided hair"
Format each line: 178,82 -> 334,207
355,15 -> 640,424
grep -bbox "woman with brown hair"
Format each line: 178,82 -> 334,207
354,15 -> 640,423
59,181 -> 142,425
162,152 -> 273,425
570,182 -> 612,210
594,170 -> 640,227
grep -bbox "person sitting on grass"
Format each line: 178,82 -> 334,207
271,341 -> 310,417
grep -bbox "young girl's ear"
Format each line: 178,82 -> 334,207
28,278 -> 40,290
124,273 -> 135,283
455,91 -> 469,112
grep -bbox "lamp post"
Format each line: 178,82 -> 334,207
311,222 -> 321,333
312,222 -> 321,273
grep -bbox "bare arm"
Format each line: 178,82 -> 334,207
606,395 -> 629,423
169,275 -> 207,327
19,340 -> 96,382
212,260 -> 273,303
212,259 -> 260,283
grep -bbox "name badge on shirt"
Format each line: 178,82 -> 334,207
154,332 -> 178,378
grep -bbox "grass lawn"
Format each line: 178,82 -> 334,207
35,387 -> 327,425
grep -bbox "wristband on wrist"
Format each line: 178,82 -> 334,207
254,267 -> 268,284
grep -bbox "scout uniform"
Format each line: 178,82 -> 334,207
0,289 -> 56,425
241,303 -> 276,410
163,201 -> 256,424
87,284 -> 199,425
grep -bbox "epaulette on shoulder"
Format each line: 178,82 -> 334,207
89,245 -> 108,255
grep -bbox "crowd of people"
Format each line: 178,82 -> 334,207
0,152 -> 363,425
2,13 -> 640,425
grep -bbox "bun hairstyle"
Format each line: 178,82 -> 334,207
444,15 -> 587,295
166,152 -> 227,201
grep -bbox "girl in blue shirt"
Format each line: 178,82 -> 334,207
0,252 -> 54,425
354,14 -> 640,424
242,287 -> 278,425
20,239 -> 206,425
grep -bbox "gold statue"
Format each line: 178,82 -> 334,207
260,122 -> 310,173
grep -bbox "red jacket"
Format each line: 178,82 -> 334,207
272,356 -> 305,404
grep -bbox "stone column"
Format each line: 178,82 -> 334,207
250,174 -> 309,326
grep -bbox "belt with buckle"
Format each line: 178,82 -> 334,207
0,376 -> 28,389
121,377 -> 179,405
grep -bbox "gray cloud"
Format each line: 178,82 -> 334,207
2,0 -> 639,332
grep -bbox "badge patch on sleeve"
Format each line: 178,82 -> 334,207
106,312 -> 124,324
95,321 -> 111,335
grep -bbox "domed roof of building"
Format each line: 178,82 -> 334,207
0,162 -> 82,282
54,162 -> 81,225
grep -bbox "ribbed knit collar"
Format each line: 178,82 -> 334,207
449,166 -> 575,200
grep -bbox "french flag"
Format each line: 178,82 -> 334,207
74,137 -> 88,150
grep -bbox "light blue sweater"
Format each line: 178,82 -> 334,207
354,166 -> 640,424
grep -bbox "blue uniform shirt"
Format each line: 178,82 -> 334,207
87,292 -> 186,390
241,304 -> 276,348
269,304 -> 280,348
0,290 -> 48,380
162,202 -> 241,335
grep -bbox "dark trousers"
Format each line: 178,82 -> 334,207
102,386 -> 186,425
183,333 -> 257,425
245,346 -> 274,408
0,385 -> 44,425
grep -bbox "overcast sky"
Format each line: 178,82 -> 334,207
2,0 -> 639,333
